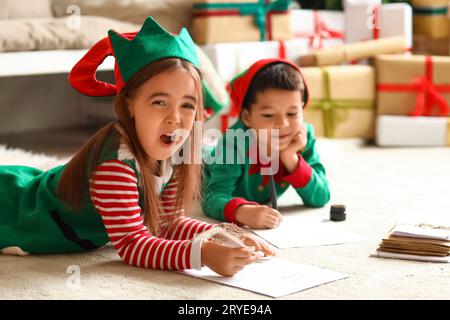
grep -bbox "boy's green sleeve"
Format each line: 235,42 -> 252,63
281,124 -> 331,207
202,140 -> 258,223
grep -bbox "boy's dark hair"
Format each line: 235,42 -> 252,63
242,62 -> 305,112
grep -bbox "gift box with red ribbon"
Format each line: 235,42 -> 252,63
201,39 -> 309,82
291,9 -> 345,51
192,0 -> 293,45
344,2 -> 413,51
376,54 -> 450,117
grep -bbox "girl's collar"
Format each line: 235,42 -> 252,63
154,159 -> 174,193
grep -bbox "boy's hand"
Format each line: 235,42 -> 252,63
201,240 -> 260,277
280,125 -> 308,173
235,204 -> 282,229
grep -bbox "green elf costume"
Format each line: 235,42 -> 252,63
202,58 -> 330,224
0,17 -> 222,271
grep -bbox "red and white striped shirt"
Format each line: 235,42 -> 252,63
89,159 -> 215,270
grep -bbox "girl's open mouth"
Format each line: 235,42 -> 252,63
160,133 -> 177,147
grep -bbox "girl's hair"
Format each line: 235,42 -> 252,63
57,58 -> 204,235
242,62 -> 305,112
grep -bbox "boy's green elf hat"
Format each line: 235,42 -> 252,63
68,16 -> 223,119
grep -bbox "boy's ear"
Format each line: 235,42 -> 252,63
241,108 -> 252,127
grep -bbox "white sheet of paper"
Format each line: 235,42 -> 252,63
182,257 -> 348,298
253,212 -> 365,248
392,224 -> 450,240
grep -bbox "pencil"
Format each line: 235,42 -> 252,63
268,168 -> 278,210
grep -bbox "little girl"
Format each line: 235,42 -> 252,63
0,17 -> 273,277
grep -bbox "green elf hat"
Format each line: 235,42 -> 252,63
68,16 -> 223,119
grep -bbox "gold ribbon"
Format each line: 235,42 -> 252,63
307,68 -> 375,138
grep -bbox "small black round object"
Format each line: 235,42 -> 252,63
330,204 -> 346,221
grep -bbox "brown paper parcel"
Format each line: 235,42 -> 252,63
376,54 -> 450,116
301,65 -> 376,138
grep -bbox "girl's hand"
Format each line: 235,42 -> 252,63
201,240 -> 260,277
242,233 -> 277,257
235,204 -> 282,229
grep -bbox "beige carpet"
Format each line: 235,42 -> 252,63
1,141 -> 449,300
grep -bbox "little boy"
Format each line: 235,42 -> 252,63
203,59 -> 330,229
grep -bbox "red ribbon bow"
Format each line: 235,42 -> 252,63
409,76 -> 449,116
295,11 -> 344,50
377,56 -> 450,117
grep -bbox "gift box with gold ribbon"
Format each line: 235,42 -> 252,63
192,0 -> 293,45
301,65 -> 376,139
376,54 -> 450,117
411,0 -> 450,39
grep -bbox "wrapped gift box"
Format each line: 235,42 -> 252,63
201,39 -> 309,82
413,35 -> 450,56
192,0 -> 293,45
301,65 -> 376,138
376,115 -> 450,146
344,2 -> 413,50
411,0 -> 450,39
376,54 -> 450,117
298,36 -> 406,66
291,9 -> 344,50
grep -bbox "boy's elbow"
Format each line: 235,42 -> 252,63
304,188 -> 331,208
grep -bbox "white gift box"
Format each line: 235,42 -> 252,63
343,0 -> 381,9
201,39 -> 309,83
344,2 -> 413,50
291,9 -> 345,50
376,115 -> 450,147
